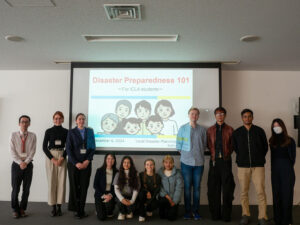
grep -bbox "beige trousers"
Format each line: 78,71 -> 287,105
45,149 -> 67,205
237,167 -> 268,220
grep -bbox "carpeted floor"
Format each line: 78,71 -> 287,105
0,202 -> 299,225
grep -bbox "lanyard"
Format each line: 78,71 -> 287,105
20,133 -> 28,153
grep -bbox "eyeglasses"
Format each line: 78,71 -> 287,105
20,121 -> 29,124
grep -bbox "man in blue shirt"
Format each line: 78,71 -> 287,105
176,107 -> 207,220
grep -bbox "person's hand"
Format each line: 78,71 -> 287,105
146,192 -> 152,199
121,199 -> 131,206
165,195 -> 175,207
20,162 -> 27,170
57,157 -> 64,167
170,201 -> 175,207
103,194 -> 112,202
51,158 -> 58,166
75,163 -> 83,170
82,160 -> 90,169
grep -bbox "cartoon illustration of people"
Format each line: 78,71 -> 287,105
146,115 -> 164,135
114,100 -> 132,134
122,118 -> 142,135
154,100 -> 178,135
134,100 -> 151,135
99,113 -> 119,134
115,100 -> 132,122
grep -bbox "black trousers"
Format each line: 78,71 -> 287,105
95,192 -> 115,220
138,190 -> 158,217
158,197 -> 178,221
207,159 -> 235,221
271,158 -> 295,225
67,162 -> 91,214
117,195 -> 136,215
11,162 -> 33,212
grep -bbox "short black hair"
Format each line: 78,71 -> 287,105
75,113 -> 86,120
214,107 -> 227,115
19,115 -> 31,123
241,108 -> 253,116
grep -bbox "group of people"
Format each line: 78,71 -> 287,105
9,106 -> 296,225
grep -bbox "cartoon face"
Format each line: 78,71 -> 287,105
124,122 -> 140,135
147,121 -> 163,134
136,106 -> 150,120
156,105 -> 172,119
116,104 -> 130,119
102,118 -> 117,133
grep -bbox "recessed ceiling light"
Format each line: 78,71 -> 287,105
5,35 -> 24,42
82,34 -> 179,42
240,35 -> 260,42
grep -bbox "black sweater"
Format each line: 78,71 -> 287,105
43,125 -> 68,160
232,125 -> 268,167
94,167 -> 118,199
139,172 -> 161,203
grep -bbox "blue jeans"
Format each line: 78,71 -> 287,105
181,162 -> 204,213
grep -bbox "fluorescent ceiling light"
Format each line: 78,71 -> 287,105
82,35 -> 179,42
5,0 -> 55,7
240,35 -> 260,42
222,61 -> 241,65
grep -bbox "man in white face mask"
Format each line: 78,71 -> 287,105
232,109 -> 268,225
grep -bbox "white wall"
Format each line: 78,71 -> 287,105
223,70 -> 300,205
0,69 -> 299,206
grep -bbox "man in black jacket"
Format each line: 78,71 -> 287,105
232,109 -> 268,225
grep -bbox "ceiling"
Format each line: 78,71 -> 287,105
0,0 -> 299,70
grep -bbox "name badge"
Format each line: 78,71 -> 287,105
55,140 -> 62,145
218,152 -> 222,158
80,149 -> 87,154
20,152 -> 27,158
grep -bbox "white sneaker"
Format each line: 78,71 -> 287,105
126,212 -> 133,219
139,216 -> 145,222
118,213 -> 125,220
146,211 -> 153,217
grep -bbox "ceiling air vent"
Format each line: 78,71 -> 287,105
104,4 -> 141,20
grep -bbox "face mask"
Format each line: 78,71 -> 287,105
273,126 -> 283,134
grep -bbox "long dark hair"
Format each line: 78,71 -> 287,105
117,156 -> 139,190
100,153 -> 117,171
269,118 -> 291,147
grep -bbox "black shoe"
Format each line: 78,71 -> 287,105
57,207 -> 62,216
74,212 -> 81,219
258,218 -> 268,225
12,212 -> 20,219
51,209 -> 57,217
80,212 -> 88,218
223,217 -> 231,222
240,215 -> 250,225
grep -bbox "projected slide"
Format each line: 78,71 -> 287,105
88,69 -> 193,149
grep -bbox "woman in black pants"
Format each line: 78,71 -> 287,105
66,113 -> 95,219
93,153 -> 118,220
138,159 -> 161,222
269,118 -> 296,225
